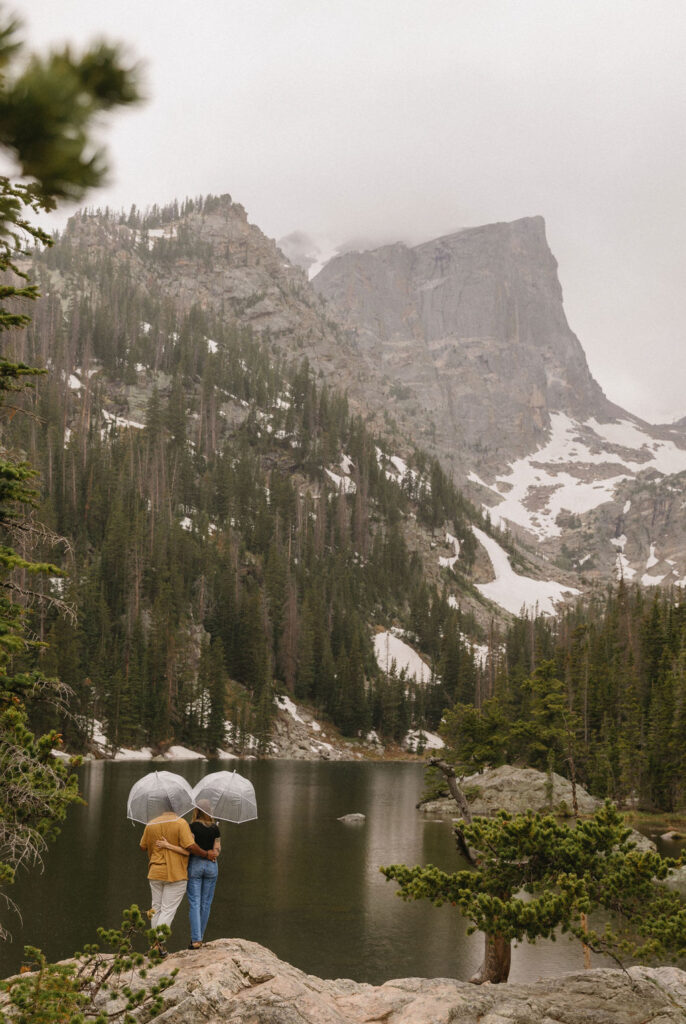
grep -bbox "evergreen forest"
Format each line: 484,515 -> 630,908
452,583 -> 686,811
4,199 -> 686,814
7,205 -> 486,755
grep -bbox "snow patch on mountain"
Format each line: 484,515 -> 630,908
275,694 -> 306,725
438,532 -> 460,569
586,419 -> 686,475
468,470 -> 500,494
472,526 -> 579,616
163,745 -> 207,760
615,553 -> 636,581
404,728 -> 444,751
325,468 -> 356,494
102,409 -> 145,431
608,534 -> 636,581
113,746 -> 155,761
481,413 -> 686,542
468,639 -> 491,668
373,630 -> 433,684
641,572 -> 665,587
145,225 -> 177,249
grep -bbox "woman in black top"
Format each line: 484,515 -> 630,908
158,801 -> 220,948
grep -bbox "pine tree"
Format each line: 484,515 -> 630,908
382,802 -> 686,984
335,632 -> 369,737
0,7 -> 140,930
206,637 -> 227,753
509,660 -> 573,772
295,596 -> 315,702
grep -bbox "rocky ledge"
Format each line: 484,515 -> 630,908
418,765 -> 658,851
86,939 -> 686,1023
420,764 -> 602,817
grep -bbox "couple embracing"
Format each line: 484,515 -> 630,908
140,801 -> 221,952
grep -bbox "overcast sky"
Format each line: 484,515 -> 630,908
21,1 -> 686,423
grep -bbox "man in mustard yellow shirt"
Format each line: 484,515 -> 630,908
140,811 -> 217,949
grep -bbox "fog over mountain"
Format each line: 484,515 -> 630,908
21,0 -> 686,424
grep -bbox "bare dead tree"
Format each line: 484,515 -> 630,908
427,756 -> 478,865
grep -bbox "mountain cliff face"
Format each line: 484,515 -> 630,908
313,216 -> 617,463
312,217 -> 686,585
59,197 -> 349,379
8,192 -> 686,767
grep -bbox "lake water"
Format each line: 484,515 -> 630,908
1,760 -> 622,983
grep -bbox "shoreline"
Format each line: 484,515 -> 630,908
52,743 -> 686,826
52,702 -> 439,765
52,741 -> 426,765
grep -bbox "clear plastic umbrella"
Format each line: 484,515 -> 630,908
192,770 -> 257,824
126,770 -> 195,824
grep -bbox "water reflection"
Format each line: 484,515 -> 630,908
81,760 -> 105,841
0,760 -> 620,984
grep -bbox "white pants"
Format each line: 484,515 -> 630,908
149,879 -> 187,930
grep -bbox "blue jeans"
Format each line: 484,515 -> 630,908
187,856 -> 218,943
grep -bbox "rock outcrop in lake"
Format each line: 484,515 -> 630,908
419,764 -> 602,818
66,938 -> 686,1023
418,766 -> 657,851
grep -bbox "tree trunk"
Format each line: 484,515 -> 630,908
427,756 -> 479,863
427,757 -> 473,823
469,933 -> 511,984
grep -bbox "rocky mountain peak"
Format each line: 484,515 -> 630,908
310,215 -> 686,587
58,195 -> 353,380
313,215 -> 617,466
49,199 -> 686,592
